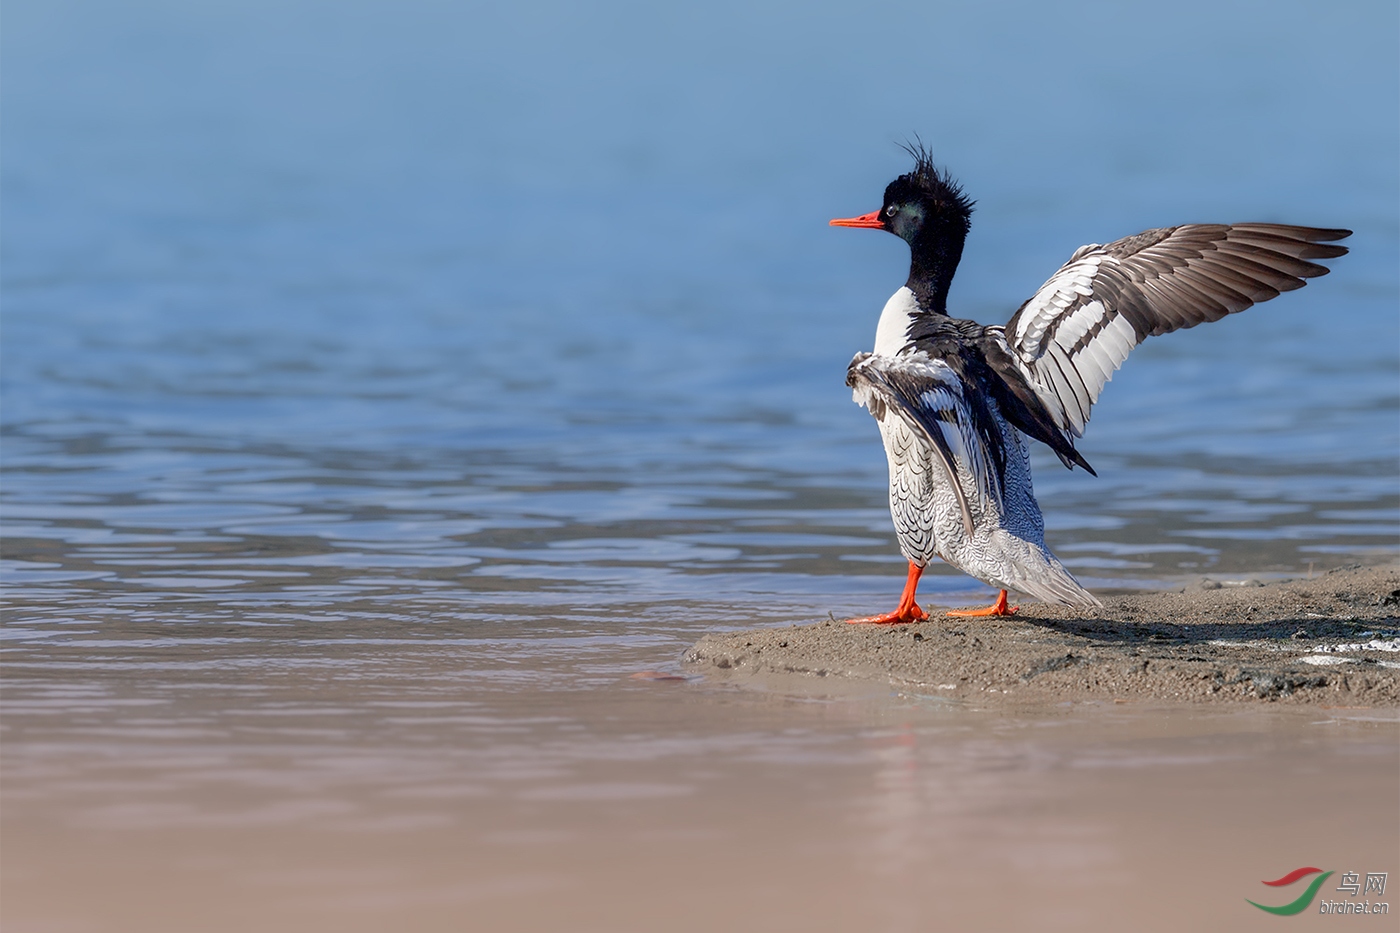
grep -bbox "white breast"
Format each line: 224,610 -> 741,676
873,286 -> 919,356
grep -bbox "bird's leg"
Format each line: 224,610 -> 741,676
946,589 -> 1017,617
845,562 -> 929,625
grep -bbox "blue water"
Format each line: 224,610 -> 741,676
5,1 -> 1396,618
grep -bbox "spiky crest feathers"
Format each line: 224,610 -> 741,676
887,142 -> 975,236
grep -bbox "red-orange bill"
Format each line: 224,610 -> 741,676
829,210 -> 885,228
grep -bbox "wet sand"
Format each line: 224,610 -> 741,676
686,565 -> 1400,706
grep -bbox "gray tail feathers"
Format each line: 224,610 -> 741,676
1000,548 -> 1101,609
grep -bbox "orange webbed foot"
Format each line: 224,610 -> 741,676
946,589 -> 1017,618
844,561 -> 930,625
844,605 -> 929,626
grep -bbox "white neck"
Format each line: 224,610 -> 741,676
873,286 -> 919,356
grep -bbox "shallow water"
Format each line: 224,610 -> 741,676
3,1 -> 1398,930
7,676 -> 1397,932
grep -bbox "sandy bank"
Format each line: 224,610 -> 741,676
685,565 -> 1400,706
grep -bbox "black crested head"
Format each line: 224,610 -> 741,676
882,142 -> 975,240
881,142 -> 975,313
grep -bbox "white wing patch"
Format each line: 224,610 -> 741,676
1052,299 -> 1109,353
1009,249 -> 1139,438
1012,254 -> 1103,356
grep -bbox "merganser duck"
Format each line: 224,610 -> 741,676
831,146 -> 1350,623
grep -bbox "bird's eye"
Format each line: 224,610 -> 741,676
885,205 -> 898,217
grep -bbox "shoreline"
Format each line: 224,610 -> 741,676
684,564 -> 1400,707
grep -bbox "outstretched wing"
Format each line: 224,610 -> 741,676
1002,223 -> 1350,440
847,350 -> 1007,539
